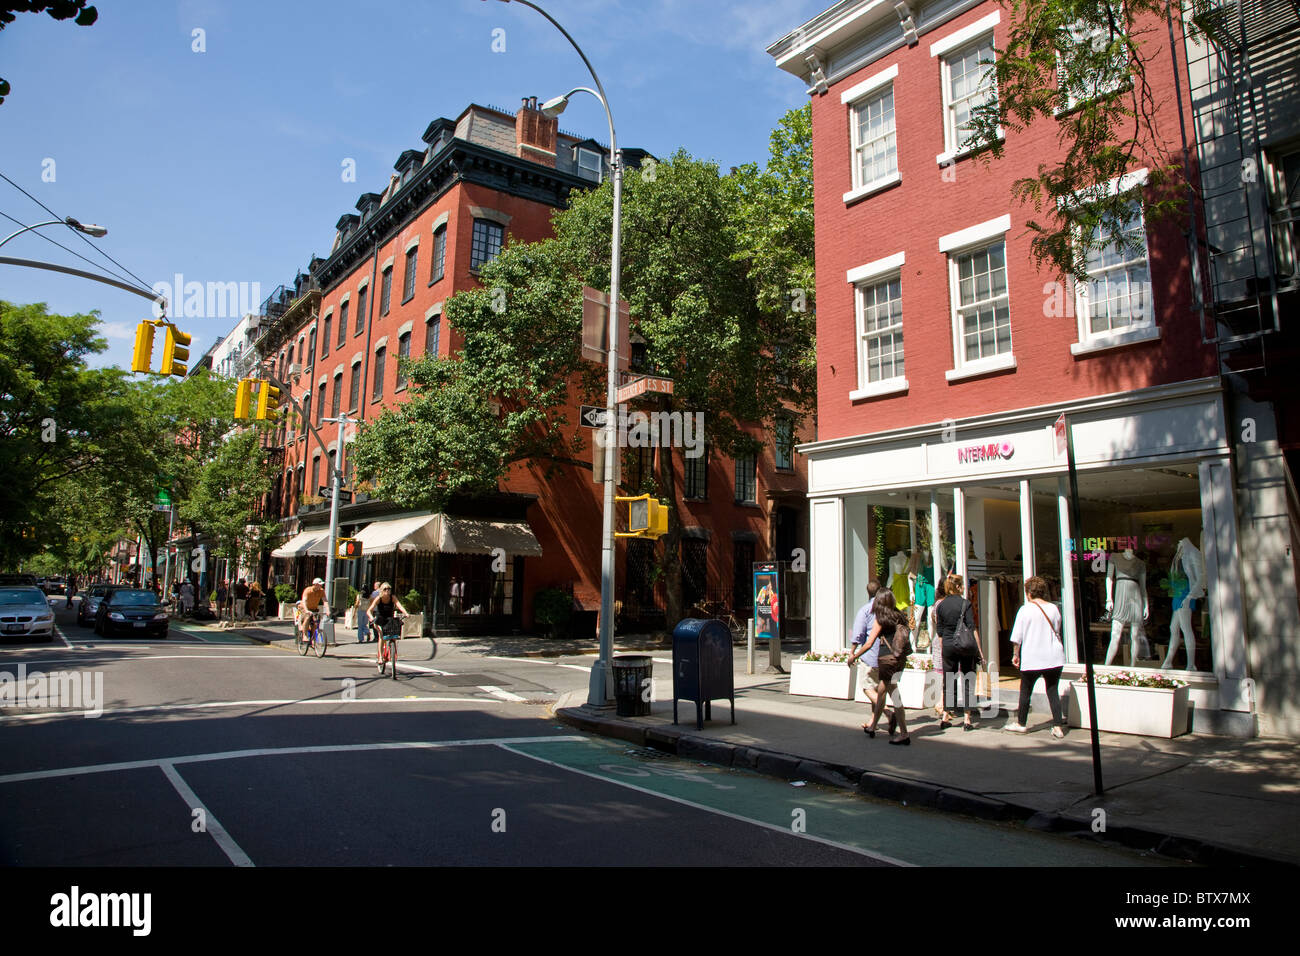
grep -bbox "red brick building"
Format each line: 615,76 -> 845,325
771,1 -> 1254,733
253,98 -> 809,635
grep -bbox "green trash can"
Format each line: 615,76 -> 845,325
612,655 -> 653,717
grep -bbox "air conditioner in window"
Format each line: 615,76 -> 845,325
287,363 -> 302,377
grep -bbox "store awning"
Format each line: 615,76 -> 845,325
438,516 -> 543,558
353,514 -> 441,555
271,529 -> 328,558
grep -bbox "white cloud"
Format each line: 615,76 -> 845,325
99,321 -> 136,340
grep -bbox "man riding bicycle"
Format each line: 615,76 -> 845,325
298,577 -> 330,644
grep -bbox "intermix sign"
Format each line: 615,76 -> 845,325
957,440 -> 1015,465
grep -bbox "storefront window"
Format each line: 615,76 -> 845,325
1067,466 -> 1210,672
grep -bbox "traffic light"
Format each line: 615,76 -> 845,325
160,325 -> 191,377
615,494 -> 668,539
336,538 -> 362,560
256,380 -> 281,420
234,379 -> 255,419
131,321 -> 155,374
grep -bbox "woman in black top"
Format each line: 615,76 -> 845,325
934,574 -> 983,730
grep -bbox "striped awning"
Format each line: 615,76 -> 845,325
438,517 -> 543,557
271,529 -> 328,558
353,514 -> 441,555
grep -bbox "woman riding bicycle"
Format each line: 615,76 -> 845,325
367,582 -> 408,656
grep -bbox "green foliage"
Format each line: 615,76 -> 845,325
275,583 -> 297,607
964,0 -> 1187,280
403,589 -> 423,614
533,587 -> 572,636
873,506 -> 888,582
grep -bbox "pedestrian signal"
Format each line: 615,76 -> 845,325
256,380 -> 281,420
161,325 -> 191,377
131,322 -> 156,374
336,538 -> 362,560
615,494 -> 668,539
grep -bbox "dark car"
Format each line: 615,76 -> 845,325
0,573 -> 39,588
78,583 -> 120,627
94,588 -> 169,639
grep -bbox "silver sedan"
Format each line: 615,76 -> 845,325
0,587 -> 56,641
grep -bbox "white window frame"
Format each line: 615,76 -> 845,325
841,64 -> 900,203
1056,4 -> 1131,113
847,251 -> 908,400
1066,169 -> 1160,354
934,19 -> 1001,165
940,216 -> 1016,381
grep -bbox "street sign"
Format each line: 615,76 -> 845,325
581,287 -> 630,369
152,504 -> 170,512
1054,414 -> 1067,457
579,405 -> 609,428
616,374 -> 674,404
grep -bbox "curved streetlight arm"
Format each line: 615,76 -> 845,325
0,255 -> 167,312
0,217 -> 107,249
0,219 -> 66,249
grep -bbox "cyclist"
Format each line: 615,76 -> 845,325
367,582 -> 409,664
298,577 -> 330,645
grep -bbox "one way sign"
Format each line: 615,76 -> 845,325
580,405 -> 610,428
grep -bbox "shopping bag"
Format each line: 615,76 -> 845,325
976,667 -> 991,699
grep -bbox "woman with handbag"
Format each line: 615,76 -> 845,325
934,574 -> 983,730
847,589 -> 913,745
1007,575 -> 1066,737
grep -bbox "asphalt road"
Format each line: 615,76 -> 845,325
0,597 -> 1180,867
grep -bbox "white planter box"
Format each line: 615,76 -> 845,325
402,612 -> 424,638
854,666 -> 938,709
1070,680 -> 1191,738
279,605 -> 296,622
789,659 -> 857,699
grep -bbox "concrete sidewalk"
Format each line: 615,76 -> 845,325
554,659 -> 1300,867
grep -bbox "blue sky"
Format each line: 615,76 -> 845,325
0,0 -> 825,370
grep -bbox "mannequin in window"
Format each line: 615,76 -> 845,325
888,551 -> 911,612
1162,537 -> 1206,670
909,548 -> 937,643
1104,549 -> 1149,665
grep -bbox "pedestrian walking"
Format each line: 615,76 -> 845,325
66,573 -> 77,609
247,582 -> 263,620
847,588 -> 912,744
180,579 -> 195,617
1006,575 -> 1067,736
216,579 -> 229,618
847,579 -> 881,723
934,574 -> 984,730
234,579 -> 249,621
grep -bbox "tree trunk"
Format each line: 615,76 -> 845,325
658,394 -> 683,637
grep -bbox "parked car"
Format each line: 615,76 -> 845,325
0,587 -> 56,641
77,583 -> 120,627
0,573 -> 39,588
94,588 -> 169,639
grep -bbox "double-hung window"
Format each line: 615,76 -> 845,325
940,215 -> 1014,380
425,313 -> 441,356
403,245 -> 418,303
774,420 -> 795,472
348,362 -> 361,412
841,64 -> 898,203
395,332 -> 411,390
331,372 -> 342,418
848,251 -> 907,399
316,383 -> 325,426
337,302 -> 348,349
380,267 -> 392,316
354,287 -> 367,335
734,451 -> 757,504
470,219 -> 504,271
321,313 -> 331,358
932,13 -> 1001,161
430,225 -> 446,284
684,444 -> 707,500
1058,5 -> 1130,111
372,347 -> 386,401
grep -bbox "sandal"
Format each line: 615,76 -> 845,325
887,709 -> 898,737
888,736 -> 911,746
863,725 -> 876,738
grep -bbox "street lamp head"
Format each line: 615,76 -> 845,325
540,94 -> 568,117
65,217 -> 107,238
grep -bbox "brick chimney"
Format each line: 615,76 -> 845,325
515,95 -> 557,168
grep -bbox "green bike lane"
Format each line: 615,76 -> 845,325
508,736 -> 1186,867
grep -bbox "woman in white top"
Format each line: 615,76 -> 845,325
1007,575 -> 1066,738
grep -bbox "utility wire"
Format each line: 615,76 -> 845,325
0,208 -> 148,291
0,168 -> 158,297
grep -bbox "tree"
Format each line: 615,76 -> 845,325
179,428 -> 277,623
0,2 -> 98,106
965,0 -> 1193,280
352,109 -> 816,629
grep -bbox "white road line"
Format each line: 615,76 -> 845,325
651,657 -> 672,664
52,623 -> 72,649
159,762 -> 254,867
479,685 -> 527,702
0,695 -> 509,723
0,654 -> 295,669
499,744 -> 914,867
483,655 -> 590,672
558,663 -> 591,672
0,736 -> 587,784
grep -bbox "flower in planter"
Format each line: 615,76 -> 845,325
801,651 -> 852,663
1095,670 -> 1188,689
905,657 -> 934,670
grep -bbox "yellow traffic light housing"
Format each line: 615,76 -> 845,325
161,325 -> 191,377
615,494 -> 668,539
234,379 -> 255,419
131,321 -> 156,374
256,380 -> 281,420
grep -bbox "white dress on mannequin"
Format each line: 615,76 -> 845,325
1162,537 -> 1206,670
1104,550 -> 1149,665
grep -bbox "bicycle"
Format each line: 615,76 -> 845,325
375,614 -> 404,678
699,600 -> 746,641
297,610 -> 328,658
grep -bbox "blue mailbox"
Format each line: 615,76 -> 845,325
672,618 -> 736,730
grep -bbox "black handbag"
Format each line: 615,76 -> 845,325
950,599 -> 978,655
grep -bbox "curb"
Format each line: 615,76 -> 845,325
553,702 -> 1297,868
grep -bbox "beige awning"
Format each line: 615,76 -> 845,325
353,514 -> 441,555
438,516 -> 543,557
271,529 -> 328,558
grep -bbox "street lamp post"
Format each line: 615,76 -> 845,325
493,0 -> 623,708
0,217 -> 107,249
